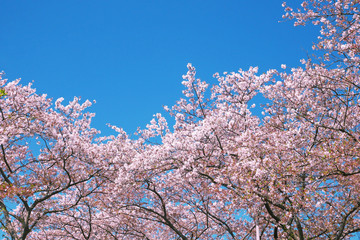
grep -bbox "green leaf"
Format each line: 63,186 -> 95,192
0,89 -> 6,97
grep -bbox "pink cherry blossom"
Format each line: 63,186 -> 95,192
1,0 -> 360,239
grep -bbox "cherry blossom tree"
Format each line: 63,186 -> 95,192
0,75 -> 116,239
105,0 -> 360,239
2,0 -> 360,239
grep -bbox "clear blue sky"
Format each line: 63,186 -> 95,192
0,0 -> 319,136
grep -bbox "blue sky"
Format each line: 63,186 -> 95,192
0,0 -> 319,136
